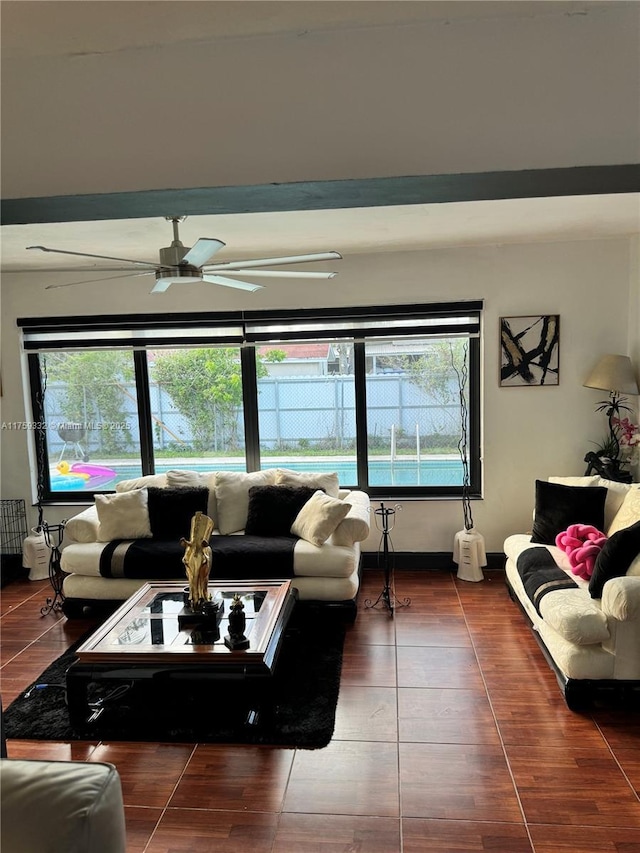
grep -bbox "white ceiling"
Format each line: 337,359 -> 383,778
1,1 -> 614,59
1,194 -> 639,276
2,1 -> 637,279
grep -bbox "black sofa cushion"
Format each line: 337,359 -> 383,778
531,480 -> 607,546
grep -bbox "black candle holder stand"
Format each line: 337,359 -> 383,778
365,503 -> 410,616
40,520 -> 67,616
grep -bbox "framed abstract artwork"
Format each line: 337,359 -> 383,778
499,315 -> 560,387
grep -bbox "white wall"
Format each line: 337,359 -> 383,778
2,236 -> 635,553
1,3 -> 638,556
2,3 -> 639,198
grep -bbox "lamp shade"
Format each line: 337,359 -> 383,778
583,355 -> 639,395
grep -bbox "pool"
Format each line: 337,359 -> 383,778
52,457 -> 464,491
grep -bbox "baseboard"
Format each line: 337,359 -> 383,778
362,551 -> 505,571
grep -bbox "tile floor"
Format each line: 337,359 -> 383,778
1,569 -> 639,852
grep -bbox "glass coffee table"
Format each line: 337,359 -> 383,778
66,580 -> 297,729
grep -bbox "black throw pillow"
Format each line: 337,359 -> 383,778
589,519 -> 640,599
530,480 -> 607,546
146,486 -> 209,540
244,485 -> 319,537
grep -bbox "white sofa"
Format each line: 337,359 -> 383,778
0,759 -> 126,853
60,468 -> 370,620
504,475 -> 640,710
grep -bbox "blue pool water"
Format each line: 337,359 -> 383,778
51,457 -> 463,491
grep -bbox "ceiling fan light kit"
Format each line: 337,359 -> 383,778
25,217 -> 342,294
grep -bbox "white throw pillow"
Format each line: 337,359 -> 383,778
275,469 -> 340,498
166,469 -> 218,522
291,490 -> 350,547
215,470 -> 277,534
595,478 -> 635,528
607,488 -> 640,536
115,473 -> 167,492
548,477 -> 600,487
95,489 -> 152,541
166,469 -> 213,488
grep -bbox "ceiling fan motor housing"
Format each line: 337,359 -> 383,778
156,266 -> 201,280
159,242 -> 191,267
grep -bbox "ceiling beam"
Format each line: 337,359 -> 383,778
2,164 -> 639,226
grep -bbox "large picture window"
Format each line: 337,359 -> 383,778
21,302 -> 482,500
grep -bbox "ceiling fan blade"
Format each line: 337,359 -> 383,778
151,277 -> 178,293
181,238 -> 225,268
204,251 -> 342,271
214,270 -> 337,279
201,275 -> 263,292
45,272 -> 153,290
7,266 -> 155,273
27,245 -> 158,267
152,274 -> 263,293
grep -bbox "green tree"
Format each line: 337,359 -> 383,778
262,349 -> 287,363
406,339 -> 467,442
44,351 -> 134,454
152,348 -> 268,452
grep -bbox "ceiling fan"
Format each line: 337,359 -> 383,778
26,216 -> 342,293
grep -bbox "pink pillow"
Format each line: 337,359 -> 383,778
555,523 -> 607,581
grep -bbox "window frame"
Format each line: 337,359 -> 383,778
22,301 -> 482,503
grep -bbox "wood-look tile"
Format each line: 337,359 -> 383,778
123,806 -> 163,853
395,614 -> 472,647
390,570 -> 456,590
478,650 -> 560,692
90,742 -> 195,808
469,620 -> 539,644
453,572 -> 509,594
593,709 -> 640,750
615,749 -> 640,795
144,808 -> 278,853
402,817 -> 533,852
0,614 -> 60,645
3,568 -> 640,847
398,687 -> 500,744
397,646 -> 483,689
491,687 -> 609,748
341,641 -> 397,687
393,594 -> 463,616
399,742 -> 522,822
3,740 -> 97,761
0,651 -> 67,704
273,813 -> 401,852
333,685 -> 398,742
284,741 -> 399,817
0,586 -> 58,619
169,744 -> 294,812
528,823 -> 640,852
0,638 -> 39,662
508,744 -> 640,827
347,608 -> 397,646
485,675 -> 566,709
0,580 -> 44,615
34,617 -> 99,647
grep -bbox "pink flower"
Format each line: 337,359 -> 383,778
611,416 -> 640,446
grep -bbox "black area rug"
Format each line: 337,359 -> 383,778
3,609 -> 346,749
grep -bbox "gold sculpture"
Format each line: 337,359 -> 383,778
180,511 -> 214,610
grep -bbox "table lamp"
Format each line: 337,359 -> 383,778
583,354 -> 639,475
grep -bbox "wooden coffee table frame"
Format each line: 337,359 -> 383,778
66,580 -> 297,729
